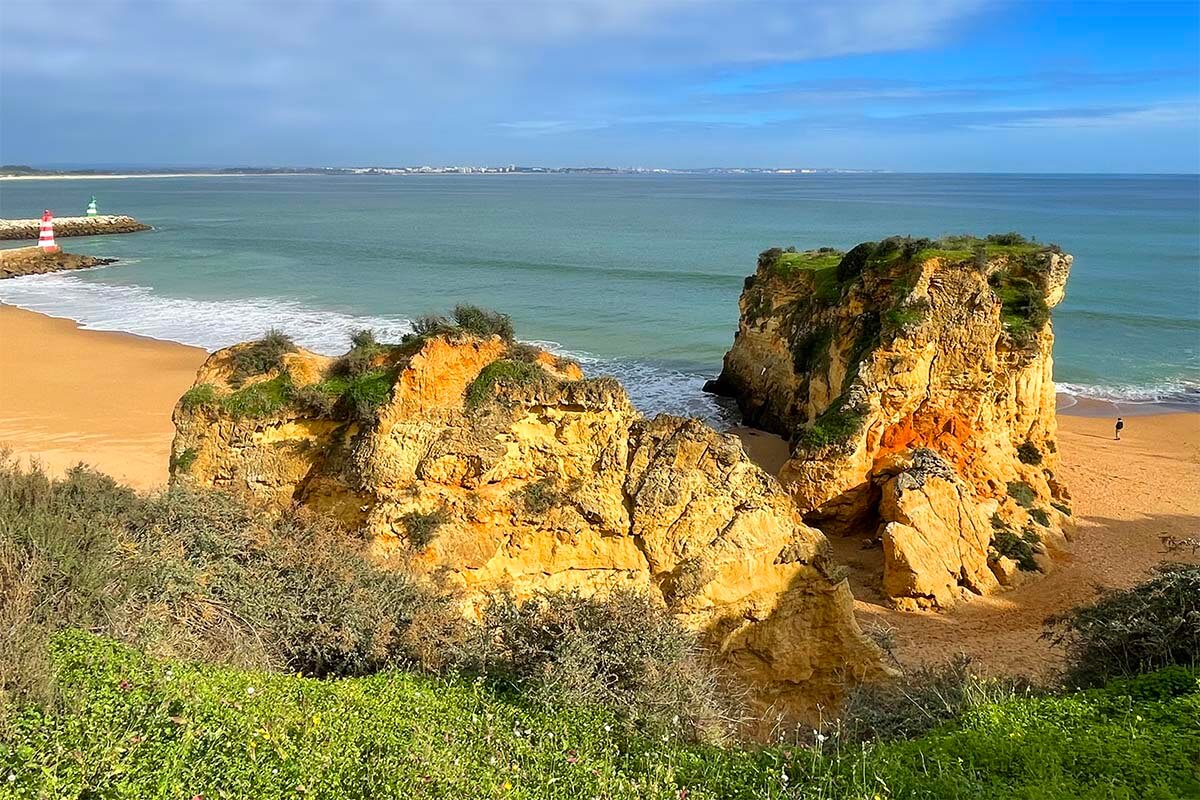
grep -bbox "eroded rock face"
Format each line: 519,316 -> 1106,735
706,237 -> 1074,609
171,331 -> 887,719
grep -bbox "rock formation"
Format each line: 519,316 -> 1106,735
705,235 -> 1073,610
0,214 -> 150,240
170,321 -> 887,718
0,246 -> 117,279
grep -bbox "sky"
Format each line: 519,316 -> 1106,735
1,0 -> 1197,171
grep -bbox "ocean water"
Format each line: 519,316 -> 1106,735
1,174 -> 1197,423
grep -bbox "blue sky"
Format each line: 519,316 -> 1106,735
1,0 -> 1197,171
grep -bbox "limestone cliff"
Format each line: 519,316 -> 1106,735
171,325 -> 887,718
705,235 -> 1073,610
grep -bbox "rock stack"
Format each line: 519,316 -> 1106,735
706,235 -> 1074,610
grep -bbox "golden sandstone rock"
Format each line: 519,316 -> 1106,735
171,328 -> 887,720
706,236 -> 1074,610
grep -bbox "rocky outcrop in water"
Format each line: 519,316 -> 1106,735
0,215 -> 150,240
706,235 -> 1073,610
170,324 -> 887,718
0,246 -> 117,279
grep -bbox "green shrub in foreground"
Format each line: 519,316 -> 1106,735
4,632 -> 1198,800
0,459 -> 451,708
1045,563 -> 1200,688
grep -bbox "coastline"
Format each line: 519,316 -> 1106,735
1,302 -> 1196,674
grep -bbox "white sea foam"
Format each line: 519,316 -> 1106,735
0,274 -> 733,424
1055,380 -> 1200,407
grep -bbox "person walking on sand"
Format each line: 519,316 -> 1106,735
1115,417 -> 1124,440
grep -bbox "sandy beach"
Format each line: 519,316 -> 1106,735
736,410 -> 1200,679
0,305 -> 205,489
1,302 -> 1197,677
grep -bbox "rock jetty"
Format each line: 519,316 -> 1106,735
706,235 -> 1074,611
170,324 -> 888,721
0,246 -> 117,279
0,215 -> 150,240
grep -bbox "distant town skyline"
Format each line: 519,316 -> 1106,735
2,0 -> 1197,173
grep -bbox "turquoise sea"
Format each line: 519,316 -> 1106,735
1,174 -> 1197,423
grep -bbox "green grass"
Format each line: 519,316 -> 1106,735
795,402 -> 867,453
179,383 -> 219,412
465,359 -> 549,410
5,632 -> 1198,800
770,250 -> 843,278
220,373 -> 293,418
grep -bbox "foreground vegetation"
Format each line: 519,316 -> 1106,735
2,461 -> 1197,798
3,634 -> 1196,799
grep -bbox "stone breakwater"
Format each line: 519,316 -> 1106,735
0,246 -> 117,279
0,215 -> 150,240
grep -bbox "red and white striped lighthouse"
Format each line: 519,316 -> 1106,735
38,210 -> 59,252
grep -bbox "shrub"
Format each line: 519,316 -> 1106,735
453,588 -> 733,735
411,313 -> 452,337
230,329 -> 297,385
287,379 -> 343,416
796,401 -> 866,452
833,655 -> 1036,743
757,247 -> 784,270
169,447 -> 198,474
400,508 -> 447,548
350,328 -> 378,350
341,369 -> 393,422
1006,480 -> 1037,508
989,271 -> 1050,346
986,231 -> 1029,246
452,304 -> 514,341
516,477 -> 568,515
992,528 -> 1040,571
1044,563 -> 1200,687
464,359 -> 549,409
1051,500 -> 1073,516
334,329 -> 385,378
835,241 -> 875,283
1017,440 -> 1043,465
0,459 -> 450,708
1029,507 -> 1051,527
179,383 -> 218,412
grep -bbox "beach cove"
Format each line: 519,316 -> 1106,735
2,302 -> 1196,682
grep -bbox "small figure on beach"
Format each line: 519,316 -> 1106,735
1115,417 -> 1124,440
86,196 -> 98,217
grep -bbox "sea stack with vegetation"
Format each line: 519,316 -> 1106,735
168,306 -> 888,724
705,234 -> 1074,610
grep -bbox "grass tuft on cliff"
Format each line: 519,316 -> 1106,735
465,359 -> 550,409
220,372 -> 294,418
794,400 -> 867,453
410,304 -> 516,343
179,383 -> 219,412
229,329 -> 297,385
